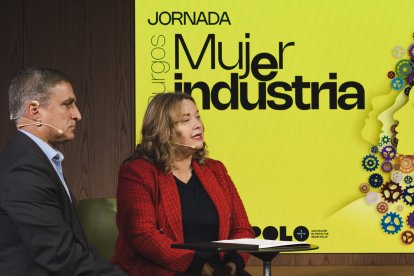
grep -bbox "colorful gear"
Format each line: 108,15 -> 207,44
404,86 -> 412,96
381,212 -> 403,234
392,45 -> 406,59
391,136 -> 398,147
376,201 -> 388,213
365,191 -> 380,205
381,182 -> 403,203
391,171 -> 403,183
381,145 -> 397,161
401,230 -> 414,245
404,175 -> 413,184
388,71 -> 395,79
407,211 -> 414,228
397,156 -> 414,173
407,73 -> 414,85
381,135 -> 391,144
381,161 -> 393,173
402,185 -> 414,206
362,154 -> 379,172
408,43 -> 414,60
359,183 -> 370,193
397,205 -> 404,212
392,78 -> 405,90
396,59 -> 413,78
370,146 -> 379,154
369,173 -> 384,188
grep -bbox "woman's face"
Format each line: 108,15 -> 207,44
394,88 -> 414,155
377,91 -> 408,138
173,99 -> 204,151
361,91 -> 396,145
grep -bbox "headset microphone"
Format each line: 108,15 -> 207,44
17,120 -> 64,135
174,143 -> 196,149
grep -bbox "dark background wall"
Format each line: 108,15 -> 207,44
0,0 -> 135,199
0,0 -> 412,266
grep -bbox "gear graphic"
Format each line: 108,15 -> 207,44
396,59 -> 413,78
381,161 -> 393,173
408,43 -> 414,60
376,201 -> 388,214
397,156 -> 414,173
397,205 -> 404,212
402,185 -> 414,206
381,135 -> 391,144
391,136 -> 399,147
391,171 -> 403,183
370,146 -> 379,154
392,77 -> 405,90
407,211 -> 414,229
388,71 -> 395,79
401,230 -> 414,245
408,71 -> 414,83
366,191 -> 380,205
404,175 -> 413,184
381,182 -> 403,203
362,154 -> 379,172
359,183 -> 370,193
392,45 -> 406,59
369,173 -> 384,188
381,145 -> 397,161
404,85 -> 412,96
381,212 -> 403,234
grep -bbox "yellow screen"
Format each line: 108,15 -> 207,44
135,0 -> 414,252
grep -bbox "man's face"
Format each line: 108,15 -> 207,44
38,81 -> 82,146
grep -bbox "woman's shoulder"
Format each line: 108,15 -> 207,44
203,158 -> 227,171
119,158 -> 159,175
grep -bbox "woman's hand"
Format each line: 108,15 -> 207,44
201,262 -> 215,276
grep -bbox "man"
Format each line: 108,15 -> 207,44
0,67 -> 125,275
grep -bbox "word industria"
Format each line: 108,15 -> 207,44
173,33 -> 365,110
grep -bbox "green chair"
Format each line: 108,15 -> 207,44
78,198 -> 118,260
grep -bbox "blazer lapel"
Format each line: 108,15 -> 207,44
193,161 -> 231,240
158,171 -> 184,242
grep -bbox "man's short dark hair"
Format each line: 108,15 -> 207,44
8,66 -> 72,121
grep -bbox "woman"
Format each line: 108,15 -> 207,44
112,92 -> 254,275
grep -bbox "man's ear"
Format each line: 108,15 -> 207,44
27,100 -> 40,119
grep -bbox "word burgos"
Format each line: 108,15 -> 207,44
174,33 -> 365,110
148,11 -> 231,25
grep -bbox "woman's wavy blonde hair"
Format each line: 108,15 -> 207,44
127,92 -> 207,172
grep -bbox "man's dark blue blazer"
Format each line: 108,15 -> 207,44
0,131 -> 125,275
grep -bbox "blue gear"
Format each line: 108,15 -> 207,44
369,173 -> 384,188
392,78 -> 405,90
362,154 -> 379,172
381,212 -> 403,234
402,185 -> 414,206
404,175 -> 413,184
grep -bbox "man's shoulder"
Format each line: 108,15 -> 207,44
0,132 -> 51,180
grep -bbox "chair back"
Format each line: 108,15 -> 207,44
78,198 -> 118,260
